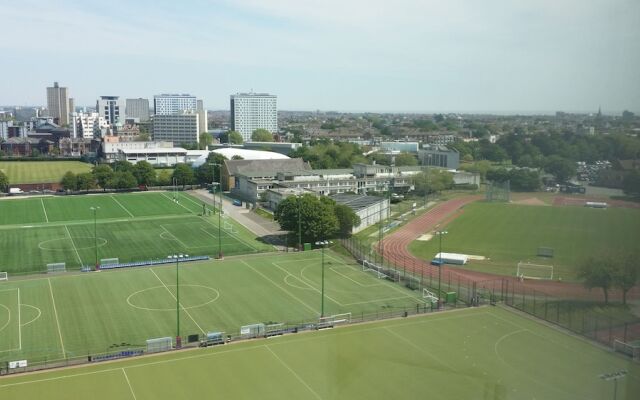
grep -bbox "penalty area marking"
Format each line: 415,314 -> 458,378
20,304 -> 42,327
38,237 -> 108,251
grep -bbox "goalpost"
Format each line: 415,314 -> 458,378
614,339 -> 640,362
516,261 -> 554,280
46,263 -> 66,274
423,288 -> 438,303
362,260 -> 388,279
100,258 -> 119,267
0,272 -> 7,282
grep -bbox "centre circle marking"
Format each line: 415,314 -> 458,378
39,237 -> 108,251
127,285 -> 220,311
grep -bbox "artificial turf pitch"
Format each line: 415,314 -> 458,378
408,202 -> 640,281
0,250 -> 427,364
0,191 -> 271,274
0,307 -> 638,400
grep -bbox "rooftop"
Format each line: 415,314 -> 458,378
330,194 -> 385,211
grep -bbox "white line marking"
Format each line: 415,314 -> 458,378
275,262 -> 344,306
17,288 -> 21,350
48,278 -> 66,357
161,192 -> 194,213
149,269 -> 206,334
40,198 -> 49,223
111,196 -> 135,218
329,266 -> 381,288
240,260 -> 317,314
159,225 -> 190,250
200,216 -> 259,251
20,304 -> 42,327
64,225 -> 83,266
122,368 -> 138,400
265,345 -> 322,400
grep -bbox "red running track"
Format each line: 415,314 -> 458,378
381,196 -> 639,301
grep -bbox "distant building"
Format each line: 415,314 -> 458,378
379,141 -> 419,154
72,112 -> 109,139
425,134 -> 456,145
13,107 -> 39,122
126,98 -> 150,122
152,111 -> 199,145
230,92 -> 277,142
418,146 -> 460,169
46,82 -> 70,126
68,98 -> 75,114
97,96 -> 126,125
197,99 -> 207,134
154,94 -> 197,115
223,158 -> 309,192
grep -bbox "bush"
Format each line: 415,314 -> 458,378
453,183 -> 479,190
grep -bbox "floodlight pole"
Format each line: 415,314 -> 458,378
297,195 -> 302,251
173,253 -> 187,347
316,240 -> 330,317
437,230 -> 447,305
90,206 -> 100,270
209,163 -> 223,259
599,370 -> 627,400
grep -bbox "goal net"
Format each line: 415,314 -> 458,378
100,258 -> 119,266
47,262 -> 66,274
614,339 -> 640,362
0,272 -> 7,282
516,262 -> 553,280
362,260 -> 388,279
423,288 -> 438,303
146,337 -> 173,353
318,313 -> 351,329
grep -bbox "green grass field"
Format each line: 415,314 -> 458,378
0,161 -> 92,184
0,250 -> 427,364
0,307 -> 637,399
408,202 -> 640,281
0,191 -> 272,273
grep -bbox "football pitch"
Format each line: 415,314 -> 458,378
0,161 -> 92,184
408,202 -> 640,281
0,191 -> 272,274
0,251 -> 427,364
1,307 -> 638,400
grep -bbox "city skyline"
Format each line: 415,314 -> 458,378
1,0 -> 638,113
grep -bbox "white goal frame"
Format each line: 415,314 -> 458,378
0,272 -> 7,281
46,262 -> 66,274
423,288 -> 438,303
362,260 -> 388,279
614,339 -> 640,362
100,258 -> 119,266
517,262 -> 554,280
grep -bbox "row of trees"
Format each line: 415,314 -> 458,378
578,254 -> 638,305
275,194 -> 361,242
0,170 -> 8,192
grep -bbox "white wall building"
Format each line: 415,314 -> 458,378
152,111 -> 199,144
196,99 -> 207,134
97,96 -> 126,125
230,92 -> 277,142
154,94 -> 197,115
102,138 -> 174,163
71,112 -> 109,139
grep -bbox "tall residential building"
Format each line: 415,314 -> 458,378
72,112 -> 109,139
152,111 -> 199,145
68,98 -> 75,114
97,96 -> 126,125
126,98 -> 150,122
153,94 -> 197,115
46,81 -> 70,126
230,92 -> 277,142
196,99 -> 207,133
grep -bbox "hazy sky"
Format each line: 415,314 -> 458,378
1,0 -> 639,113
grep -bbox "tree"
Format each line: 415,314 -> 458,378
92,164 -> 114,190
76,172 -> 96,192
132,161 -> 156,186
111,160 -> 134,173
156,169 -> 172,186
622,170 -> 640,197
508,169 -> 540,191
394,152 -> 418,166
221,130 -> 243,144
612,255 -> 639,305
578,256 -> 614,304
231,155 -> 244,160
172,163 -> 195,188
199,132 -> 213,149
486,168 -> 510,183
60,171 -> 77,191
544,155 -> 576,183
275,194 -> 338,243
412,169 -> 454,195
0,170 -> 8,193
251,129 -> 274,142
106,171 -> 137,190
195,153 -> 227,185
334,204 -> 361,238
